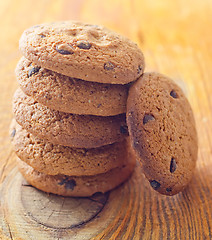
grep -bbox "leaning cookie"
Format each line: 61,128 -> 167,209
16,57 -> 129,116
11,121 -> 134,176
19,21 -> 145,84
13,89 -> 128,148
127,72 -> 198,196
17,157 -> 136,197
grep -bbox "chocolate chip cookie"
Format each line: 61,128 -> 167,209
11,121 -> 133,176
13,89 -> 128,148
17,156 -> 136,197
19,21 -> 145,84
16,57 -> 129,116
127,72 -> 198,195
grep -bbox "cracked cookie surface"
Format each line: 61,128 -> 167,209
127,72 -> 198,195
19,21 -> 145,84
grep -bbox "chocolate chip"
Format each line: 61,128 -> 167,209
143,114 -> 155,125
76,41 -> 91,49
97,104 -> 102,108
58,178 -> 66,186
150,180 -> 161,190
166,187 -> 172,192
28,67 -> 40,77
170,90 -> 178,98
56,44 -> 74,55
170,157 -> 177,173
120,125 -> 129,135
104,62 -> 115,71
137,65 -> 142,74
58,177 -> 76,190
10,128 -> 16,138
56,49 -> 72,55
39,34 -> 46,38
65,179 -> 76,190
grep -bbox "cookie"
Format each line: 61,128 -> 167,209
127,72 -> 198,196
13,89 -> 128,148
16,57 -> 129,116
11,121 -> 134,176
17,157 -> 136,197
19,21 -> 145,84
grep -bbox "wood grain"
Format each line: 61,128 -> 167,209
0,0 -> 212,239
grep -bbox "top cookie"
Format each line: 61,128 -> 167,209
127,72 -> 198,196
19,21 -> 145,84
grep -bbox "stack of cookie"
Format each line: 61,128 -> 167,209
11,21 -> 145,197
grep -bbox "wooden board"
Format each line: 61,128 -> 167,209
0,0 -> 212,239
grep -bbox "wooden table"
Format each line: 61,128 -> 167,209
0,0 -> 212,239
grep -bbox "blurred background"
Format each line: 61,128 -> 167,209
2,0 -> 212,76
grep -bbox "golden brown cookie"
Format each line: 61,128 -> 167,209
17,157 -> 136,197
127,72 -> 198,196
19,21 -> 145,84
13,89 -> 128,148
11,121 -> 133,176
16,57 -> 129,116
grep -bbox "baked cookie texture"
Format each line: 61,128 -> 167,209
11,121 -> 134,176
13,88 -> 128,148
17,157 -> 136,197
127,72 -> 198,196
16,57 -> 129,116
19,21 -> 145,84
